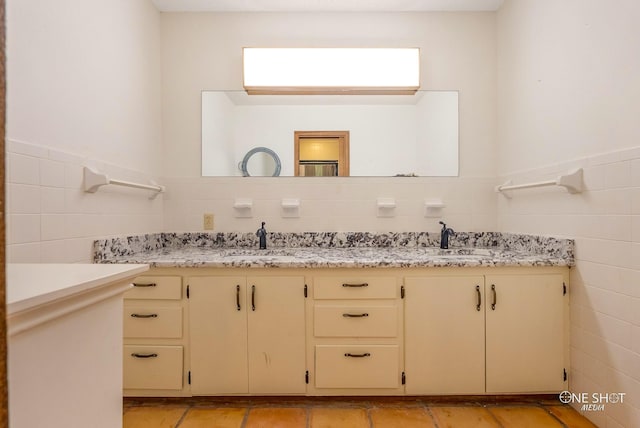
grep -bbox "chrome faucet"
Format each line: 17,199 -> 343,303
439,221 -> 454,249
256,221 -> 267,249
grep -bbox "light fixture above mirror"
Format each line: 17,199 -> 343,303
242,48 -> 420,95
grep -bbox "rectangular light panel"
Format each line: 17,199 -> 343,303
243,48 -> 420,95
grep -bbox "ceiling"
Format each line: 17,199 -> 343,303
151,0 -> 505,12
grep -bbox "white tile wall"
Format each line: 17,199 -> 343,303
498,146 -> 640,427
6,140 -> 164,263
161,176 -> 499,233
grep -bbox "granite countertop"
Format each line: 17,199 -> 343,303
97,246 -> 571,268
94,232 -> 574,269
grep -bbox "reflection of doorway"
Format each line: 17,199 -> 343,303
294,131 -> 349,176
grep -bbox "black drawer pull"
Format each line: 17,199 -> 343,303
131,353 -> 158,359
476,285 -> 482,311
132,283 -> 157,288
130,313 -> 158,318
342,313 -> 369,318
251,285 -> 256,311
342,283 -> 369,288
344,353 -> 371,358
236,285 -> 241,311
491,284 -> 497,310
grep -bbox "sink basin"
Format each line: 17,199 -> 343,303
221,248 -> 296,257
413,248 -> 496,257
219,248 -> 297,263
223,255 -> 296,262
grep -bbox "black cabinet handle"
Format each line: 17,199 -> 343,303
344,353 -> 371,358
236,285 -> 241,311
131,353 -> 158,359
132,282 -> 156,288
475,285 -> 482,311
342,313 -> 369,318
130,313 -> 158,318
491,284 -> 497,310
342,283 -> 369,288
251,285 -> 256,311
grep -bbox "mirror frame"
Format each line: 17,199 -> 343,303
239,146 -> 282,177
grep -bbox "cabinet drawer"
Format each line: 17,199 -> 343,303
313,277 -> 397,300
124,276 -> 182,300
124,345 -> 183,390
314,304 -> 398,337
315,345 -> 399,389
123,306 -> 183,338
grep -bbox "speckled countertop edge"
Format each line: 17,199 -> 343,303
93,232 -> 574,268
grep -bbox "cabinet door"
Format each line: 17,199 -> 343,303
404,276 -> 485,394
247,276 -> 306,394
485,274 -> 565,393
189,276 -> 248,394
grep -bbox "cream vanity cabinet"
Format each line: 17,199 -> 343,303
123,275 -> 188,396
307,275 -> 405,395
121,266 -> 568,397
404,268 -> 569,395
188,275 -> 306,395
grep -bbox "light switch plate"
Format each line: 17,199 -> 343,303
203,213 -> 214,230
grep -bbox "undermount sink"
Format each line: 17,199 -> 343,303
414,248 -> 496,257
221,249 -> 297,257
226,255 -> 296,261
220,248 -> 297,262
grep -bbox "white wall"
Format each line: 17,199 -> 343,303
6,0 -> 163,262
202,92 -> 235,176
162,12 -> 498,233
497,1 -> 640,426
496,0 -> 640,173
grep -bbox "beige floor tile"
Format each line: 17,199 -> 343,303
430,406 -> 501,428
123,407 -> 187,428
546,405 -> 599,427
488,406 -> 563,428
310,408 -> 370,428
245,407 -> 307,428
179,408 -> 246,428
370,408 -> 435,428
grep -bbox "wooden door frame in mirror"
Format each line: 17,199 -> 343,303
294,130 -> 350,177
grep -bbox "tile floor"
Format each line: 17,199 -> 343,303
123,397 -> 599,427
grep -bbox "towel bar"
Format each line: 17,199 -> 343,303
495,168 -> 583,197
83,167 -> 165,199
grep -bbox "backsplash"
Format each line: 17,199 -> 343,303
161,176 -> 499,234
93,231 -> 574,263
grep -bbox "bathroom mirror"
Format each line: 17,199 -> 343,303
240,147 -> 282,177
202,90 -> 458,177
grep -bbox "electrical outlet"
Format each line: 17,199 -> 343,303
203,213 -> 214,230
